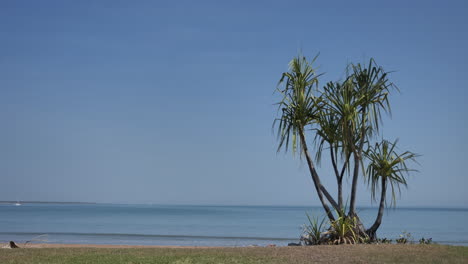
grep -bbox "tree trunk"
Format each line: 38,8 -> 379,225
349,153 -> 360,216
320,185 -> 339,212
366,177 -> 387,240
330,146 -> 343,210
298,129 -> 335,222
349,109 -> 367,216
337,180 -> 343,211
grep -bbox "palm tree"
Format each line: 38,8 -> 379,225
274,54 -> 418,241
344,60 -> 395,217
364,139 -> 418,240
313,86 -> 351,212
314,80 -> 359,213
274,55 -> 336,221
317,61 -> 395,218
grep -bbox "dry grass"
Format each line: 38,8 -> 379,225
0,244 -> 467,264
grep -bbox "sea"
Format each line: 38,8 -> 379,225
0,203 -> 467,246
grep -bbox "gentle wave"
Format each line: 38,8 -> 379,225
2,204 -> 467,246
0,232 -> 296,241
1,232 -> 467,246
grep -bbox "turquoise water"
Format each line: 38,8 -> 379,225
0,204 -> 467,246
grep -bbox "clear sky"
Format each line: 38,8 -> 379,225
1,0 -> 467,207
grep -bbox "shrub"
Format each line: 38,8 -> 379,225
324,214 -> 369,244
301,213 -> 326,245
376,238 -> 393,244
396,231 -> 413,244
419,237 -> 433,244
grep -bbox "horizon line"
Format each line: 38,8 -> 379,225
1,201 -> 467,210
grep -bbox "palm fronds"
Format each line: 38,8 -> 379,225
274,54 -> 322,156
365,139 -> 419,206
301,213 -> 326,245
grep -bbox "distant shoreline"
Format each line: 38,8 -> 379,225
16,242 -> 467,249
0,202 -> 466,210
0,201 -> 96,205
0,200 -> 468,211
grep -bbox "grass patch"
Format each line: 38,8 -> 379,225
0,244 -> 467,264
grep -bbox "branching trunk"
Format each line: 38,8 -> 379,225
330,145 -> 340,181
330,146 -> 343,210
367,177 -> 387,240
349,108 -> 367,216
298,129 -> 335,222
339,153 -> 351,210
339,152 -> 351,180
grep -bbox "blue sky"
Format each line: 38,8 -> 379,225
1,0 -> 467,207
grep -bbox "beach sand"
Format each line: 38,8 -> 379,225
19,243 -> 220,249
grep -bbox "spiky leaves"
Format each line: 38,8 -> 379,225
365,139 -> 418,206
313,59 -> 396,177
350,59 -> 396,135
317,60 -> 396,159
301,213 -> 326,245
274,55 -> 322,156
274,55 -> 337,221
365,139 -> 418,239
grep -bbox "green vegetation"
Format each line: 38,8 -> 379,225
1,245 -> 467,264
420,237 -> 434,245
326,212 -> 362,244
377,237 -> 393,244
274,55 -> 419,242
302,213 -> 326,245
396,231 -> 414,244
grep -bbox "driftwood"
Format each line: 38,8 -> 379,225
3,241 -> 19,248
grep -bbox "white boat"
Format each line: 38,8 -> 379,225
14,201 -> 22,206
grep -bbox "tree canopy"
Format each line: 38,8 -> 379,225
274,54 -> 419,242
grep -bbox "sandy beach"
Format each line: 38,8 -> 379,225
19,242 -> 221,249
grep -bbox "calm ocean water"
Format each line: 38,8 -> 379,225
0,204 -> 467,246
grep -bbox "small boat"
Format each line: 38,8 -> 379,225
14,201 -> 22,206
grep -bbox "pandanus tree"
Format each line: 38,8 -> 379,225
274,54 -> 418,241
274,55 -> 336,221
365,139 -> 418,240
